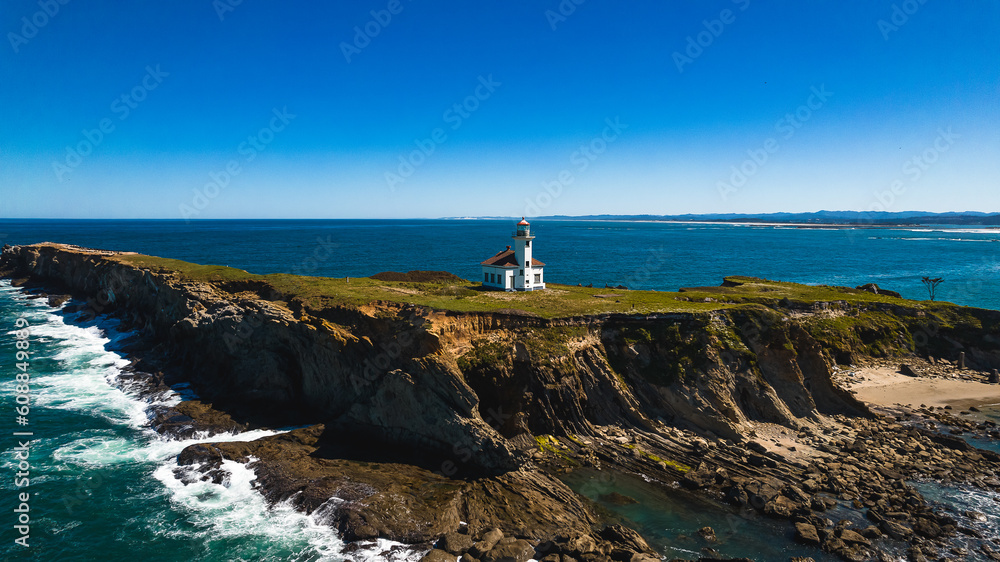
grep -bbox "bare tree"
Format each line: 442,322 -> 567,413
921,277 -> 943,301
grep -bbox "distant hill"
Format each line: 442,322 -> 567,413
453,211 -> 1000,226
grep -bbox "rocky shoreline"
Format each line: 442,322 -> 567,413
4,243 -> 1000,561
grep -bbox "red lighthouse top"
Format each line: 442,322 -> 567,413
517,217 -> 530,226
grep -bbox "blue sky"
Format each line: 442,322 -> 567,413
1,0 -> 997,218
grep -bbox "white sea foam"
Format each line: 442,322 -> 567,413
1,282 -> 426,561
154,456 -> 427,562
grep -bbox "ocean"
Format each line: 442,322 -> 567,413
1,219 -> 998,308
1,219 -> 999,561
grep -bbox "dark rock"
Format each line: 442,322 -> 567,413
899,364 -> 919,377
480,539 -> 534,562
856,283 -> 901,298
696,526 -> 717,542
912,517 -> 941,539
794,522 -> 821,545
838,528 -> 870,546
421,549 -> 457,562
469,529 -> 504,558
560,534 -> 597,557
763,495 -> 798,518
980,545 -> 1000,561
47,293 -> 71,307
880,519 -> 913,540
859,525 -> 881,539
439,531 -> 475,555
599,525 -> 652,554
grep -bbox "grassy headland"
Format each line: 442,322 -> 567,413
111,251 -> 966,319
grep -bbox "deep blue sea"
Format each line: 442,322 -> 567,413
1,219 -> 999,308
1,219 -> 999,561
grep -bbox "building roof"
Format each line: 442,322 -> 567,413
481,248 -> 544,267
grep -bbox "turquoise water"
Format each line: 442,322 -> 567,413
560,469 -> 844,561
1,219 -> 999,560
0,282 -> 420,561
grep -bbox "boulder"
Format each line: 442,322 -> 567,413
856,283 -> 901,298
469,528 -> 504,558
438,531 -> 475,555
421,549 -> 458,562
560,533 -> 597,557
838,529 -> 870,546
913,517 -> 942,539
899,364 -> 919,377
879,519 -> 913,540
598,525 -> 652,554
480,539 -> 534,562
763,495 -> 798,518
794,522 -> 821,545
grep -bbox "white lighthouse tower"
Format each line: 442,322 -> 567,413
480,217 -> 545,291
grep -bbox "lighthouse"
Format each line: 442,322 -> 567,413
480,218 -> 546,291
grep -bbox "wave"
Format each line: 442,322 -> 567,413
0,282 -> 426,561
154,457 -> 426,562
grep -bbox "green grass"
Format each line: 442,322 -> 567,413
106,251 -> 973,319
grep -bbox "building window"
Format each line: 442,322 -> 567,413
525,240 -> 530,248
519,269 -> 524,276
526,260 -> 530,267
491,273 -> 496,283
484,273 -> 489,283
534,273 -> 541,283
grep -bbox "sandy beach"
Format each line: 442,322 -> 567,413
841,365 -> 1000,410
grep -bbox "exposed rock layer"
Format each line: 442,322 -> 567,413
5,243 -> 1000,561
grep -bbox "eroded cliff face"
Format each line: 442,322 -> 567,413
4,243 -> 998,475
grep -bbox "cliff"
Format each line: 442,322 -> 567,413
5,243 -> 1000,560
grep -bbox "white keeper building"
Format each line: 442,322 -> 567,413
480,218 -> 545,291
